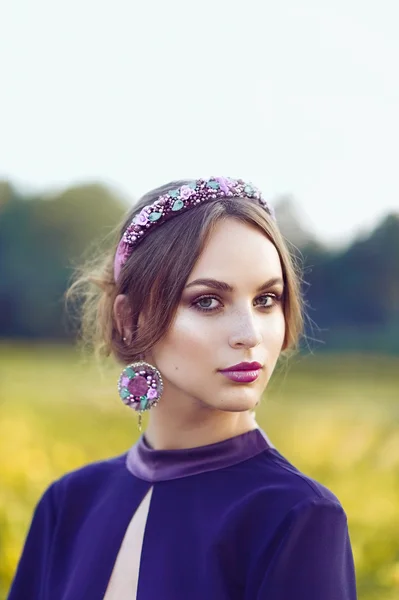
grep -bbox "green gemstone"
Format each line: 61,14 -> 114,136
125,367 -> 136,379
188,181 -> 197,189
140,397 -> 148,410
207,180 -> 220,189
172,199 -> 184,211
121,388 -> 130,399
149,211 -> 162,221
244,185 -> 254,195
169,189 -> 179,198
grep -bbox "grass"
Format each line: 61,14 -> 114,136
1,344 -> 399,599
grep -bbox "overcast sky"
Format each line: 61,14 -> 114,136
1,0 -> 399,244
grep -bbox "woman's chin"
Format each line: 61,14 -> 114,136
211,392 -> 261,413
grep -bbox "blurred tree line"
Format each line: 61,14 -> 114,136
0,181 -> 398,353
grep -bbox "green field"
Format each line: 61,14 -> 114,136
1,344 -> 399,599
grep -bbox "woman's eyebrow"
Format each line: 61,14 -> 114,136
185,277 -> 284,293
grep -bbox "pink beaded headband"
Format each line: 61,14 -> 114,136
114,176 -> 275,281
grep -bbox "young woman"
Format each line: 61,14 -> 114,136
8,177 -> 357,599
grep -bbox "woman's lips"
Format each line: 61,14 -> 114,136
219,369 -> 261,383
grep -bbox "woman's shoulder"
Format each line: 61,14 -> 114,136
61,450 -> 128,480
23,451 -> 134,539
49,451 -> 133,503
257,445 -> 342,506
234,449 -> 356,600
228,443 -> 345,521
220,444 -> 349,556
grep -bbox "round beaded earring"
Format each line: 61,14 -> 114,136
117,361 -> 164,431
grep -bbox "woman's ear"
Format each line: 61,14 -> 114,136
113,294 -> 133,344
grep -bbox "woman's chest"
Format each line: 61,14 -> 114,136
49,480 -> 267,600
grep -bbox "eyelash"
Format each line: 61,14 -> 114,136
191,293 -> 283,313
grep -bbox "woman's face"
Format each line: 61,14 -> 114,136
147,218 -> 286,413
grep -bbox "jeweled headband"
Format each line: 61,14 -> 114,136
113,176 -> 275,281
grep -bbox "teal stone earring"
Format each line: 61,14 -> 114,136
118,361 -> 164,431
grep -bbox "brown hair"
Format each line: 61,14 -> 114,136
68,180 -> 304,363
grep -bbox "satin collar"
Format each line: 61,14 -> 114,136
126,427 -> 271,482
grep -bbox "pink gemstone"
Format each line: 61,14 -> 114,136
147,387 -> 158,400
215,177 -> 230,194
121,375 -> 130,388
180,185 -> 195,200
127,375 -> 148,396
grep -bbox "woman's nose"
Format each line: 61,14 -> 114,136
228,315 -> 263,349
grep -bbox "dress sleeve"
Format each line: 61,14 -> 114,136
255,498 -> 357,600
7,483 -> 58,600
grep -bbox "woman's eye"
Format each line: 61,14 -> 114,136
194,296 -> 220,311
255,294 -> 278,308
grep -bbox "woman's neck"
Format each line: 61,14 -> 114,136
144,403 -> 258,451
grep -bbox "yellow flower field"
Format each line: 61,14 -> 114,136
1,345 -> 398,599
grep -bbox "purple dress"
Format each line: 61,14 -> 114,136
8,429 -> 357,599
